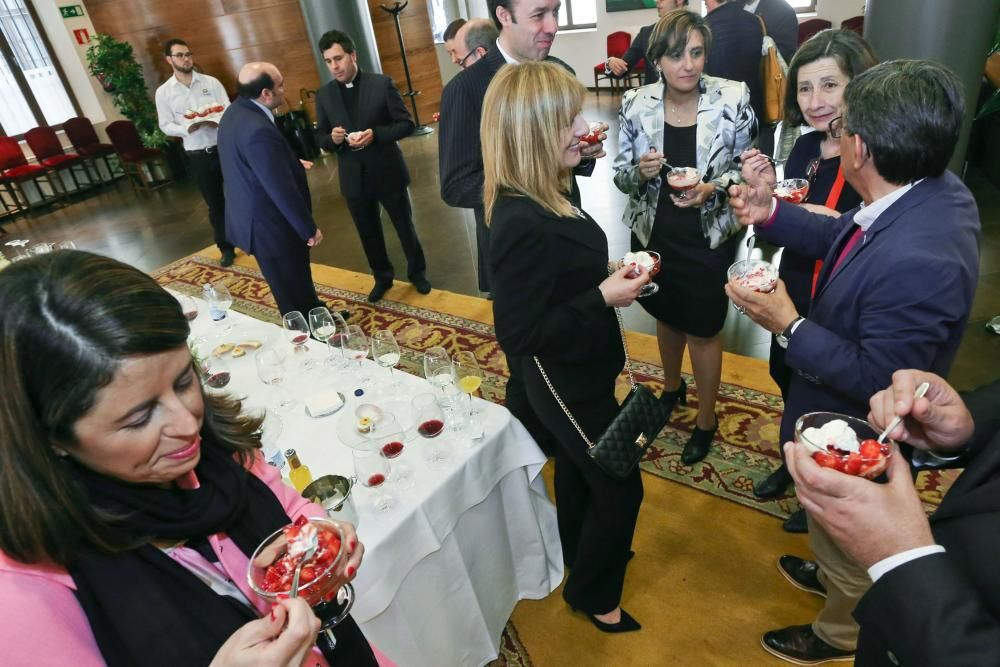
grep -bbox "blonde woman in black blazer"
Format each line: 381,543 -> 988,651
483,61 -> 648,633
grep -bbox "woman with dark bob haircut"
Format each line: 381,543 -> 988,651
0,251 -> 391,666
739,29 -> 878,526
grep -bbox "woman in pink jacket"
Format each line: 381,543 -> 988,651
0,251 -> 390,667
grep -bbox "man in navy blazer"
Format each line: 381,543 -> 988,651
726,60 -> 980,664
218,62 -> 324,317
313,30 -> 430,304
749,0 -> 798,64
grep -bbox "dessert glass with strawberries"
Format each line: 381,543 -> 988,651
794,412 -> 892,480
773,178 -> 809,204
248,517 -> 356,651
726,258 -> 778,314
665,167 -> 701,200
580,122 -> 604,146
619,250 -> 661,297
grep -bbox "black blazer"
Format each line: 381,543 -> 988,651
612,24 -> 658,87
705,2 -> 764,122
489,195 -> 623,406
853,380 -> 1000,666
218,97 -> 315,257
754,0 -> 800,64
438,48 -> 594,211
313,72 -> 414,199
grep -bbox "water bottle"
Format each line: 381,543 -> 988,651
203,283 -> 225,321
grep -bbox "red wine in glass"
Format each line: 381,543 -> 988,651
183,310 -> 198,322
205,371 -> 231,388
418,419 -> 444,438
291,333 -> 309,345
380,441 -> 405,458
366,473 -> 386,487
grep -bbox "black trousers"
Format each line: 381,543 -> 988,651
473,206 -> 492,292
522,366 -> 643,614
187,149 -> 233,252
255,244 -> 324,317
345,189 -> 426,285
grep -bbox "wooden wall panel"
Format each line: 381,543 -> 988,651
367,0 -> 442,125
88,0 -> 322,118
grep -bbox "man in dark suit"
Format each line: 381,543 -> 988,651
606,0 -> 687,87
704,0 -> 765,123
785,369 -> 1000,666
218,62 -> 325,317
438,0 -> 607,457
726,60 -> 980,664
438,0 -> 606,295
313,30 -> 430,303
749,0 -> 799,64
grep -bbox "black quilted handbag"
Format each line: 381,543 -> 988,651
534,309 -> 670,480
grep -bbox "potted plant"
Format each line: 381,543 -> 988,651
85,34 -> 169,151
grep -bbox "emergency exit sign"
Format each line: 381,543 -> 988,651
59,5 -> 84,18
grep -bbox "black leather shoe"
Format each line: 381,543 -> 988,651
783,508 -> 808,533
777,555 -> 826,598
368,282 -> 392,303
571,607 -> 642,634
338,310 -> 351,323
755,464 -> 793,498
681,419 -> 716,465
761,624 -> 853,665
412,275 -> 432,294
659,378 -> 688,414
220,248 -> 235,267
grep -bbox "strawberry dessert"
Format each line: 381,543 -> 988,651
666,167 -> 700,192
774,178 -> 809,204
798,416 -> 891,479
727,259 -> 777,292
256,517 -> 344,605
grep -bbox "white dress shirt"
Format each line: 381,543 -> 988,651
495,38 -> 519,65
155,71 -> 229,151
868,545 -> 946,582
250,98 -> 276,124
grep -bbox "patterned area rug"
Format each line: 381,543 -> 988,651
154,253 -> 957,520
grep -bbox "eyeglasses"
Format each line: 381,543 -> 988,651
170,52 -> 194,59
828,115 -> 844,139
457,50 -> 478,68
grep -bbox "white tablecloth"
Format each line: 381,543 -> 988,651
180,295 -> 563,666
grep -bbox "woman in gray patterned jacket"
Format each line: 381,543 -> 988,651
613,8 -> 755,465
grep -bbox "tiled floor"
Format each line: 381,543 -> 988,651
4,90 -> 998,389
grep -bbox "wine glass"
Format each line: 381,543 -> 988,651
423,346 -> 451,382
176,294 -> 199,322
412,393 -> 449,465
55,240 -> 77,250
283,310 -> 315,370
666,166 -> 701,200
324,310 -> 351,370
371,330 -> 401,393
353,446 -> 395,512
367,415 -> 412,489
203,282 -> 234,332
343,325 -> 370,385
195,338 -> 233,392
255,347 -> 297,411
308,307 -> 338,368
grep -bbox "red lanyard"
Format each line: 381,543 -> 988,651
810,165 -> 846,298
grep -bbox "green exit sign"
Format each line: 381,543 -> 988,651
59,5 -> 84,18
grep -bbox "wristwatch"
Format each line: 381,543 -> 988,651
775,316 -> 803,349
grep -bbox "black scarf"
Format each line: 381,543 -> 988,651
67,440 -> 295,667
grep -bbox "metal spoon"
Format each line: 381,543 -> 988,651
288,527 -> 319,599
876,381 -> 930,444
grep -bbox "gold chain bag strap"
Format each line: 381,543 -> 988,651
533,308 -> 670,480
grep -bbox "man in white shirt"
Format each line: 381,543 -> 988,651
155,39 -> 234,266
785,369 -> 1000,666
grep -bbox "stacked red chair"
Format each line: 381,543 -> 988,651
0,136 -> 61,212
594,31 -> 632,96
63,117 -> 121,184
25,126 -> 93,195
798,18 -> 832,46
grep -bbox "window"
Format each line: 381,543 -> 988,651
0,0 -> 78,136
559,0 -> 596,30
787,0 -> 817,13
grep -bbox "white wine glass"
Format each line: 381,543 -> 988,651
308,307 -> 339,368
454,350 -> 484,440
203,282 -> 234,332
255,347 -> 297,412
324,310 -> 351,370
343,325 -> 370,386
371,330 -> 401,393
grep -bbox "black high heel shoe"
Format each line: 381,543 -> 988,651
571,607 -> 642,633
681,418 -> 717,465
659,378 -> 688,414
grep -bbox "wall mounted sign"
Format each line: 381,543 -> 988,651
73,28 -> 90,44
606,0 -> 656,11
59,5 -> 85,18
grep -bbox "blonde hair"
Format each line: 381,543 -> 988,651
482,61 -> 585,226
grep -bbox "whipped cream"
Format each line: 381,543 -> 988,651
623,251 -> 656,272
286,522 -> 317,558
802,419 -> 860,453
737,264 -> 777,292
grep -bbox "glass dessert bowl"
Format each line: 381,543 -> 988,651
795,412 -> 892,479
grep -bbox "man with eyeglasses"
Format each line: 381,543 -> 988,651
453,19 -> 499,69
155,39 -> 235,267
725,60 -> 980,665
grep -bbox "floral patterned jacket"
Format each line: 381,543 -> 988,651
613,75 -> 756,249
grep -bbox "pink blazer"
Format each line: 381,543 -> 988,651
0,452 -> 394,667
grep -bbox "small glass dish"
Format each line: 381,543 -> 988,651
774,178 -> 809,204
795,412 -> 892,479
727,258 -> 778,293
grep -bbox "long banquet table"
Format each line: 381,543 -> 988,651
180,293 -> 564,667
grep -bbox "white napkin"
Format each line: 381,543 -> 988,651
305,388 -> 343,416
